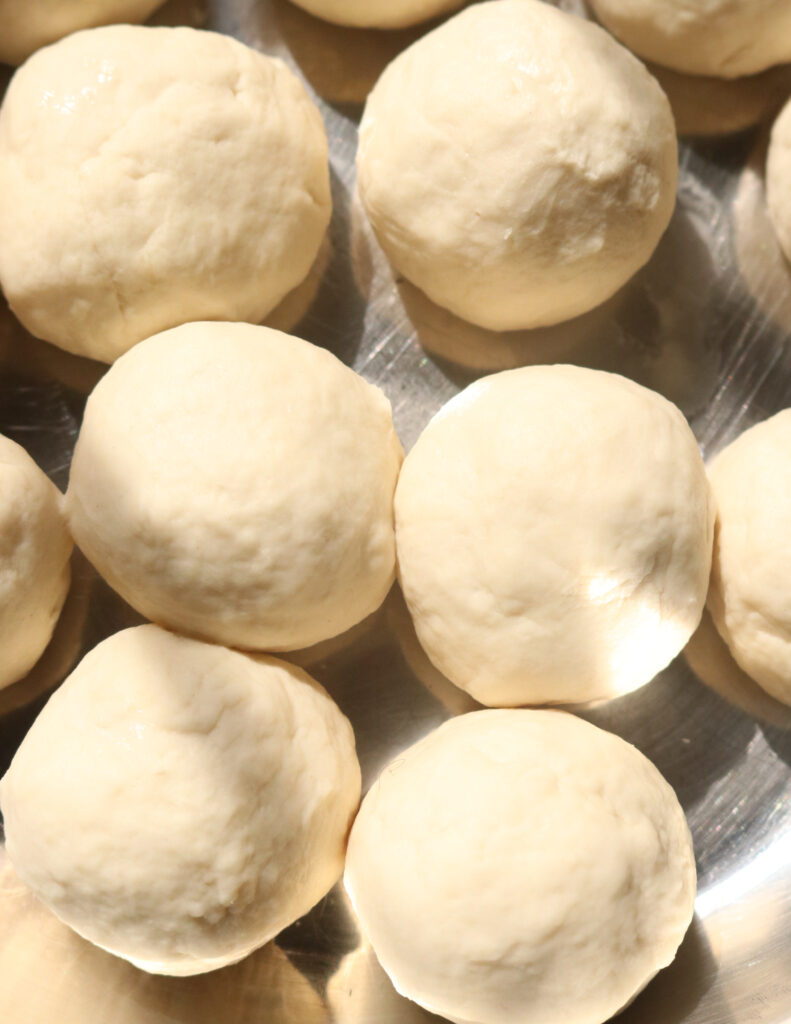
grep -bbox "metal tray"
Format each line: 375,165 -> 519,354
1,1 -> 790,1021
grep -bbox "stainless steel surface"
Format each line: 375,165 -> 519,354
1,1 -> 791,1021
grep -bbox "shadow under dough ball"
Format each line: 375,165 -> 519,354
0,25 -> 331,361
356,0 -> 677,332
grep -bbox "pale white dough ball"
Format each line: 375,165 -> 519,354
356,0 -> 677,332
395,365 -> 713,706
0,26 -> 331,362
707,412 -> 791,706
0,435 -> 72,690
589,0 -> 791,79
66,322 -> 403,651
287,0 -> 464,28
0,0 -> 164,65
767,98 -> 791,266
0,624 -> 362,975
345,709 -> 696,1024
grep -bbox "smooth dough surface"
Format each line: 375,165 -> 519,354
395,365 -> 713,705
707,412 -> 791,706
345,709 -> 696,1024
0,434 -> 72,690
767,98 -> 791,266
0,25 -> 331,361
287,0 -> 464,28
0,624 -> 361,975
0,1 -> 163,65
66,322 -> 403,651
589,0 -> 791,78
357,0 -> 677,331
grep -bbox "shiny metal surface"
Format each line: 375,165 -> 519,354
1,1 -> 791,1021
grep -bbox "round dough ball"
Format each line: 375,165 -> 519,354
767,98 -> 791,266
0,0 -> 163,65
356,0 -> 677,332
66,321 -> 403,651
707,412 -> 791,706
0,434 -> 72,690
0,624 -> 361,975
395,365 -> 713,706
588,0 -> 791,79
345,709 -> 696,1024
0,25 -> 331,362
287,0 -> 464,29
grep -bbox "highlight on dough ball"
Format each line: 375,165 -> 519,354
0,0 -> 164,65
707,411 -> 791,707
0,434 -> 73,691
767,97 -> 791,266
344,709 -> 697,1024
0,624 -> 362,976
588,0 -> 791,79
286,0 -> 465,28
356,0 -> 677,332
65,321 -> 403,651
0,25 -> 331,362
395,365 -> 714,706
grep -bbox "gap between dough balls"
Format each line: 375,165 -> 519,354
65,321 -> 404,652
356,0 -> 678,332
0,624 -> 362,975
395,364 -> 714,706
0,25 -> 331,361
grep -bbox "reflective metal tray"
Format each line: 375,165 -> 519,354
1,1 -> 790,1021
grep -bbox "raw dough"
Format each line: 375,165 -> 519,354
0,624 -> 362,975
767,98 -> 791,266
345,709 -> 696,1024
0,0 -> 164,65
588,0 -> 791,78
0,25 -> 331,361
395,365 -> 713,705
66,321 -> 403,651
0,434 -> 72,690
707,412 -> 791,706
356,0 -> 677,331
287,0 -> 464,28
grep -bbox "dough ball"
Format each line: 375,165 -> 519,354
588,0 -> 791,79
0,1 -> 163,65
707,412 -> 791,706
345,709 -> 696,1024
767,98 -> 791,266
66,321 -> 403,651
356,0 -> 677,332
0,434 -> 72,690
0,25 -> 331,362
286,0 -> 464,29
0,624 -> 361,975
395,365 -> 713,706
